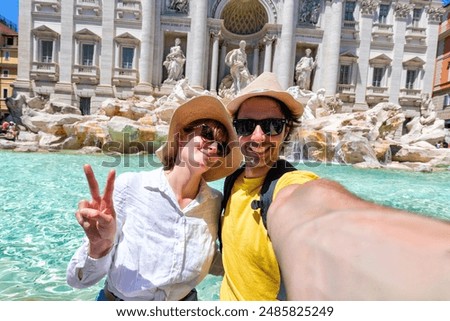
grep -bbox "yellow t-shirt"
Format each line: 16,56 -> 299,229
220,170 -> 319,301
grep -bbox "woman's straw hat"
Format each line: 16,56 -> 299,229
156,96 -> 242,181
226,72 -> 304,118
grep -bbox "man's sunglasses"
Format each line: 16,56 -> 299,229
233,118 -> 288,136
188,124 -> 230,157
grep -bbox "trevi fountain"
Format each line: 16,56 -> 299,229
1,52 -> 450,173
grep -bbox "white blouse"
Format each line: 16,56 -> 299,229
66,168 -> 222,300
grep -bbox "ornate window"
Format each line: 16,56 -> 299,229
121,47 -> 134,69
40,40 -> 54,63
73,29 -> 100,84
32,26 -> 59,63
113,32 -> 140,86
344,1 -> 356,21
443,94 -> 450,108
30,25 -> 59,81
339,65 -> 352,84
115,33 -> 139,70
378,4 -> 390,24
402,57 -> 424,90
412,8 -> 422,27
405,70 -> 417,89
81,44 -> 94,66
74,29 -> 100,66
369,54 -> 392,88
372,67 -> 384,87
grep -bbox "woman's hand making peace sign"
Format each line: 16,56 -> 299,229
76,164 -> 116,259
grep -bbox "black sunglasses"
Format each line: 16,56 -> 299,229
233,118 -> 288,136
188,124 -> 230,157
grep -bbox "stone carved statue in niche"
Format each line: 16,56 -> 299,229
225,40 -> 252,94
169,0 -> 189,13
298,0 -> 321,25
295,48 -> 317,91
163,38 -> 186,83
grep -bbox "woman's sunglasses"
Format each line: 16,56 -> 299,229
233,118 -> 287,136
188,124 -> 230,157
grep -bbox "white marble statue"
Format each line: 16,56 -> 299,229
225,40 -> 251,94
163,38 -> 186,83
325,93 -> 343,115
166,78 -> 210,104
400,93 -> 445,145
306,88 -> 327,116
419,93 -> 437,126
295,48 -> 317,90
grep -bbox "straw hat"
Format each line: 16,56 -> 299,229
226,72 -> 304,118
156,96 -> 242,182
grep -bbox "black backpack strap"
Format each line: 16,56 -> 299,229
221,166 -> 245,212
277,280 -> 287,301
218,166 -> 245,252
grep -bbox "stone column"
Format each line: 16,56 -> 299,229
275,0 -> 297,88
96,1 -> 115,98
389,5 -> 409,104
320,0 -> 343,96
219,41 -> 228,82
13,0 -> 32,95
253,44 -> 260,76
422,8 -> 443,93
187,0 -> 208,89
54,0 -> 74,104
134,0 -> 155,95
33,38 -> 38,62
354,2 -> 377,110
263,35 -> 274,72
209,31 -> 220,94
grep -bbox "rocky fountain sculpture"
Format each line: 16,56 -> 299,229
285,87 -> 450,172
2,77 -> 449,172
4,79 -> 213,154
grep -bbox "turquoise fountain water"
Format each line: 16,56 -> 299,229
0,150 -> 449,301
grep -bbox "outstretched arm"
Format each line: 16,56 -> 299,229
267,179 -> 450,300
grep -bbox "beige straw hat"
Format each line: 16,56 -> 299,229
156,96 -> 242,182
226,72 -> 304,118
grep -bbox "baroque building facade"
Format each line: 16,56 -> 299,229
14,0 -> 444,117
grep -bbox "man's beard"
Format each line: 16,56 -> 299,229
241,141 -> 279,168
